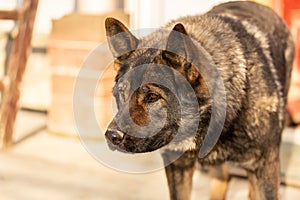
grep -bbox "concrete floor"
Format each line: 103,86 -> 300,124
1,111 -> 300,200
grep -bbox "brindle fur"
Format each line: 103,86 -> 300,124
104,1 -> 294,200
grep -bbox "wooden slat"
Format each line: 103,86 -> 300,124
0,0 -> 31,21
0,0 -> 39,147
0,80 -> 5,92
0,76 -> 9,92
0,10 -> 19,20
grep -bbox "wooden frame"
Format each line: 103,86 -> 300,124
0,0 -> 39,148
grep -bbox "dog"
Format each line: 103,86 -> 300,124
104,1 -> 294,199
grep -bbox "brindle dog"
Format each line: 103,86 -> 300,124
104,1 -> 294,199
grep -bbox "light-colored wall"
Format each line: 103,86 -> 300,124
0,0 -> 231,45
125,0 -> 230,29
0,0 -> 120,45
1,0 -> 231,37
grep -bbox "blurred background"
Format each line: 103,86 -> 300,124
0,0 -> 300,199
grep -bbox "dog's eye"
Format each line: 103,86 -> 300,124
144,93 -> 160,103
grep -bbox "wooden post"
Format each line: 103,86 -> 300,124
0,0 -> 39,147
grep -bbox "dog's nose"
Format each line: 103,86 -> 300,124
105,129 -> 124,145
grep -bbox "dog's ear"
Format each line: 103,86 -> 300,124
163,23 -> 200,83
105,17 -> 139,59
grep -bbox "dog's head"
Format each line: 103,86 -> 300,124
104,18 -> 210,153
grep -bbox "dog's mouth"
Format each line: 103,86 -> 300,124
104,128 -> 168,153
106,139 -> 130,153
105,129 -> 145,153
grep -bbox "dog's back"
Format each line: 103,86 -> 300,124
208,1 -> 294,97
162,1 -> 294,154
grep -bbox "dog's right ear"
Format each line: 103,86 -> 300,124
105,17 -> 139,59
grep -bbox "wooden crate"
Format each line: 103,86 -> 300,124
48,65 -> 116,138
47,12 -> 128,138
48,11 -> 129,67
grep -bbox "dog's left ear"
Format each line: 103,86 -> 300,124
105,17 -> 139,59
163,23 -> 200,83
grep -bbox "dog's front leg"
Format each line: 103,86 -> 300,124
162,150 -> 197,200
